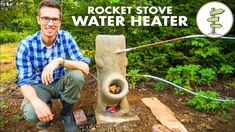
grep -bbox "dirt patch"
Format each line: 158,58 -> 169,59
0,75 -> 234,132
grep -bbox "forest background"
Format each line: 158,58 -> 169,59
0,0 -> 234,112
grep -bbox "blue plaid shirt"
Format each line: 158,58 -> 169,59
16,30 -> 90,86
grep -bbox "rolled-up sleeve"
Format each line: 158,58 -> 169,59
16,42 -> 34,86
67,33 -> 91,64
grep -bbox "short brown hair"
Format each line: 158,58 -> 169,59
38,0 -> 61,17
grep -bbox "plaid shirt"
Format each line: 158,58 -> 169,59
16,30 -> 90,86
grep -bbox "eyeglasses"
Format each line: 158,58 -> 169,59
40,17 -> 60,24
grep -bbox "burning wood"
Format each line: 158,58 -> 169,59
109,84 -> 121,94
106,105 -> 120,113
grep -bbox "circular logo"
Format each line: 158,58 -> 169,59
196,1 -> 233,38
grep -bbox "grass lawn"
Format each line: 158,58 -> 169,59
0,43 -> 18,85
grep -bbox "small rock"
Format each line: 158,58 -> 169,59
188,128 -> 196,132
200,114 -> 206,117
178,98 -> 183,102
207,117 -> 212,122
38,129 -> 48,132
205,124 -> 213,130
214,116 -> 229,123
210,120 -> 218,126
49,121 -> 55,126
91,127 -> 96,131
183,111 -> 190,114
196,123 -> 206,130
184,111 -> 194,116
179,118 -> 190,123
196,125 -> 202,130
200,123 -> 206,127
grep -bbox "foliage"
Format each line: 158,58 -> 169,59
218,64 -> 234,75
224,81 -> 235,90
13,114 -> 24,122
0,30 -> 31,44
81,49 -> 96,68
154,81 -> 166,91
221,111 -> 232,120
127,69 -> 141,89
187,91 -> 234,111
0,117 -> 6,128
168,65 -> 200,86
166,64 -> 218,91
0,101 -> 8,109
0,31 -> 19,44
0,0 -> 39,32
198,68 -> 216,85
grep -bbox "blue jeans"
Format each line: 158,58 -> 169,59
20,70 -> 85,123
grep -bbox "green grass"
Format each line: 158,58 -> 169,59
0,43 -> 18,84
13,113 -> 24,122
0,117 -> 6,128
0,101 -> 9,109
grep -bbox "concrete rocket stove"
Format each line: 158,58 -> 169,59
95,35 -> 140,125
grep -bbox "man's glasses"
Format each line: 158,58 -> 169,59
40,17 -> 60,24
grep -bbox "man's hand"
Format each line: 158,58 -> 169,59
77,61 -> 89,75
31,98 -> 54,122
20,85 -> 54,122
41,58 -> 62,85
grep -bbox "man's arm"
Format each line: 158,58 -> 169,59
41,58 -> 89,85
61,58 -> 89,75
20,85 -> 53,122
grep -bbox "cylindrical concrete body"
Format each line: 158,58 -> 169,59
95,35 -> 130,113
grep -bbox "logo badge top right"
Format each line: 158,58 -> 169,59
197,1 -> 233,38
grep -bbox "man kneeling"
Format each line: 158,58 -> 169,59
15,0 -> 90,131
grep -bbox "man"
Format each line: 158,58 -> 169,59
15,0 -> 90,131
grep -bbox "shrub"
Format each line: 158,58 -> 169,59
218,64 -> 234,75
127,69 -> 141,89
166,65 -> 218,88
198,68 -> 216,85
154,81 -> 166,91
0,30 -> 29,44
187,91 -> 234,111
166,64 -> 201,88
0,31 -> 19,44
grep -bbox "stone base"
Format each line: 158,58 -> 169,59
95,109 -> 140,127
